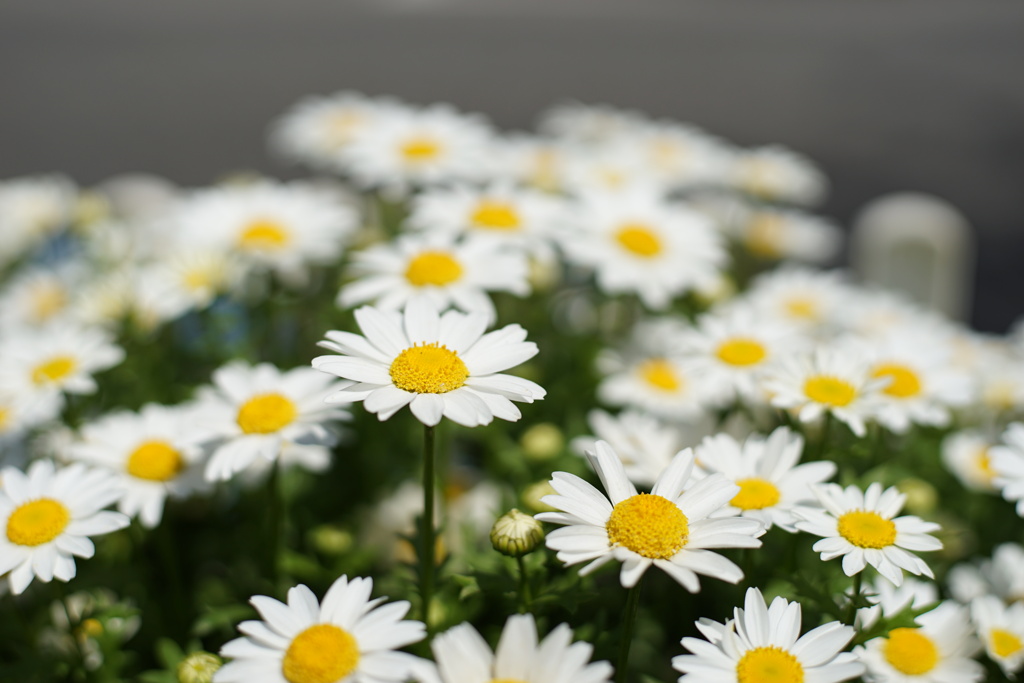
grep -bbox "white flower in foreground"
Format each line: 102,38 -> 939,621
337,233 -> 529,323
855,601 -> 983,682
0,460 -> 128,595
764,345 -> 886,437
418,613 -> 612,683
794,482 -> 942,586
991,422 -> 1024,517
971,595 -> 1024,678
537,441 -> 763,590
673,586 -> 863,683
313,300 -> 545,428
69,403 -> 209,528
215,575 -> 425,683
695,426 -> 835,532
199,362 -> 351,482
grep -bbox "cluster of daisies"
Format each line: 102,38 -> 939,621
0,91 -> 1022,683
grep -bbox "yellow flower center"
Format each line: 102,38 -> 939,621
615,223 -> 662,257
736,646 -> 805,683
0,407 -> 10,432
127,440 -> 185,482
731,478 -> 781,510
281,624 -> 360,683
31,355 -> 77,385
783,296 -> 818,320
325,111 -> 364,147
872,363 -> 922,399
239,220 -> 291,251
991,628 -> 1024,659
974,447 -> 996,483
7,498 -> 71,546
837,510 -> 896,549
606,493 -> 689,560
400,136 -> 442,163
471,201 -> 521,231
236,393 -> 298,434
404,251 -> 464,287
803,376 -> 856,407
883,627 -> 938,675
716,338 -> 767,367
29,283 -> 68,323
389,343 -> 469,394
746,215 -> 785,259
638,358 -> 681,392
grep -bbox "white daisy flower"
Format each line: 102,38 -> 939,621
0,323 -> 125,422
537,101 -> 648,144
628,120 -> 733,190
855,601 -> 983,682
571,409 -> 707,488
730,204 -> 843,263
418,612 -> 612,683
0,175 -> 77,265
971,595 -> 1024,678
947,543 -> 1024,605
340,103 -> 495,194
142,249 -> 245,318
215,575 -> 425,683
561,144 -> 670,198
406,182 -> 568,261
794,482 -> 942,586
537,441 -> 763,590
742,266 -> 850,334
559,191 -> 725,310
170,180 -> 358,286
855,576 -> 939,634
198,362 -> 351,482
730,145 -> 827,207
940,430 -> 1000,493
312,300 -> 545,428
763,344 -> 886,437
695,426 -> 836,532
0,459 -> 129,595
0,263 -> 83,329
493,135 -> 569,193
68,403 -> 209,528
337,233 -> 529,323
991,422 -> 1024,516
673,586 -> 863,683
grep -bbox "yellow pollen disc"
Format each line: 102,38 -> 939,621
606,493 -> 689,560
471,201 -> 522,231
803,375 -> 857,407
731,478 -> 781,510
883,628 -> 938,675
239,220 -> 291,251
30,284 -> 67,322
736,646 -> 805,683
31,355 -> 77,385
0,407 -> 10,431
404,251 -> 464,287
236,393 -> 298,434
975,448 -> 996,483
716,338 -> 767,367
6,498 -> 70,546
872,363 -> 922,399
127,440 -> 185,482
991,628 -> 1024,658
837,510 -> 896,549
615,223 -> 663,257
746,215 -> 785,259
389,343 -> 469,394
783,296 -> 818,320
400,136 -> 442,163
281,624 -> 359,683
639,358 -> 681,392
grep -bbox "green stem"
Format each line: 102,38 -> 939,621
846,572 -> 863,624
420,424 -> 437,633
616,580 -> 643,683
516,555 -> 532,613
267,459 -> 282,585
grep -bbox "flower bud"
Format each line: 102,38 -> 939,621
897,477 -> 938,516
490,508 -> 544,557
520,423 -> 564,461
521,480 -> 558,513
177,652 -> 222,683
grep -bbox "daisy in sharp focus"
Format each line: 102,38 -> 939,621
0,459 -> 129,595
312,299 -> 545,428
794,482 -> 942,586
971,595 -> 1024,678
68,403 -> 209,528
336,233 -> 529,323
536,441 -> 763,590
673,586 -> 863,683
215,575 -> 425,683
197,362 -> 351,483
417,612 -> 612,683
694,426 -> 836,532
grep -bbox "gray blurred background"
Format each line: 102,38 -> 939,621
2,0 -> 1022,331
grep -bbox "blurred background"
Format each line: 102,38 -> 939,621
1,0 -> 1021,331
